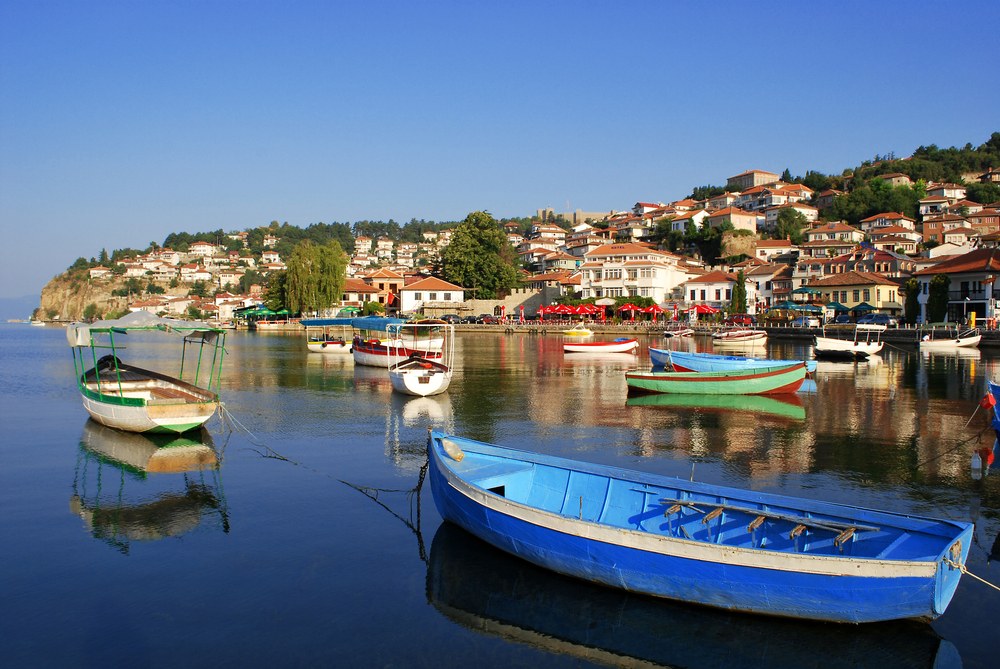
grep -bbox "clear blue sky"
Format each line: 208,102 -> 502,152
2,0 -> 998,302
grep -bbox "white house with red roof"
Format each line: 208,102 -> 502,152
913,248 -> 1000,323
754,239 -> 795,262
399,277 -> 465,313
764,202 -> 818,230
188,241 -> 219,257
89,266 -> 113,279
578,243 -> 700,304
705,207 -> 758,233
681,270 -> 761,312
859,212 -> 916,234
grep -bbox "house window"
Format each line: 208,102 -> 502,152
726,289 -> 732,300
690,289 -> 697,300
700,290 -> 707,301
863,289 -> 870,301
414,293 -> 422,300
715,289 -> 722,300
853,290 -> 860,302
429,293 -> 437,301
443,293 -> 451,301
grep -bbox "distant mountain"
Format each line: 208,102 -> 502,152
0,294 -> 39,321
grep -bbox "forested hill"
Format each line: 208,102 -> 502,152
689,132 -> 1000,226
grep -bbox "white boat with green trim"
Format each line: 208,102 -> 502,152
67,312 -> 227,434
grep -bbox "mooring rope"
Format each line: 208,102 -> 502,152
944,558 -> 1000,594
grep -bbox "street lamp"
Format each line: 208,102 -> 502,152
965,296 -> 970,324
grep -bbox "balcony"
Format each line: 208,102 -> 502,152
948,290 -> 988,301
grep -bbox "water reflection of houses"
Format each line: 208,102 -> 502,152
70,421 -> 229,554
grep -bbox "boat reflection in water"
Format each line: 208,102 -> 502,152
427,523 -> 961,669
626,391 -> 806,421
70,420 -> 229,553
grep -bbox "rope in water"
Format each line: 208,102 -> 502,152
944,558 -> 1000,594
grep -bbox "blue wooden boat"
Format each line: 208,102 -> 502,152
427,524 -> 960,669
428,430 -> 973,623
651,347 -> 817,375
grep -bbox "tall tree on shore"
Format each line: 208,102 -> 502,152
439,211 -> 519,299
281,239 -> 349,313
927,274 -> 950,323
729,270 -> 748,314
903,278 -> 920,325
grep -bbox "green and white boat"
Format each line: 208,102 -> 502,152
625,363 -> 806,396
67,312 -> 227,434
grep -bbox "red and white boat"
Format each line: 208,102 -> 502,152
563,337 -> 639,354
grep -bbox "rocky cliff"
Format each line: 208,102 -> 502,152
37,274 -> 131,322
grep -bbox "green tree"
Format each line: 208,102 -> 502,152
903,278 -> 920,325
774,209 -> 809,244
729,270 -> 748,313
189,280 -> 211,298
927,275 -> 950,323
439,211 -> 519,299
283,239 -> 348,313
82,303 -> 100,321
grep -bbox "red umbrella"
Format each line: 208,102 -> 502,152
687,304 -> 718,314
618,302 -> 639,321
574,304 -> 599,315
552,304 -> 575,316
642,304 -> 664,321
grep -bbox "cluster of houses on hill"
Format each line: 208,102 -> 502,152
96,166 -> 1000,325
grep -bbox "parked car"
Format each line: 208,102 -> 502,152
459,315 -> 479,324
439,314 -> 461,324
477,314 -> 499,325
832,314 -> 853,324
723,314 -> 756,326
856,313 -> 898,327
790,316 -> 820,328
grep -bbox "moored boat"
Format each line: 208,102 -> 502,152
712,329 -> 767,347
563,326 -> 593,337
651,348 -> 817,374
563,337 -> 638,354
301,317 -> 354,354
625,363 -> 806,395
919,328 -> 981,351
662,325 -> 694,338
351,316 -> 444,367
387,321 -> 454,397
814,324 -> 885,360
427,430 -> 973,623
67,311 -> 226,434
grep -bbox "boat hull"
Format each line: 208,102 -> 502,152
352,339 -> 444,367
306,339 -> 352,354
625,364 -> 806,395
814,337 -> 882,359
428,432 -> 972,623
81,392 -> 217,434
563,339 -> 638,354
388,358 -> 451,397
653,348 -> 817,374
919,334 -> 981,350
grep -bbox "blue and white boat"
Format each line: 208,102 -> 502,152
651,347 -> 817,375
428,430 -> 972,623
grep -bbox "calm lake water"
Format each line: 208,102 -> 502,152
3,323 -> 1000,668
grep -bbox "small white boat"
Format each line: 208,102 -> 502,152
563,326 -> 593,337
301,317 -> 354,354
662,326 -> 694,338
712,329 -> 767,347
814,324 -> 885,360
67,312 -> 227,434
389,356 -> 452,396
387,321 -> 454,396
919,328 -> 981,351
563,337 -> 638,354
